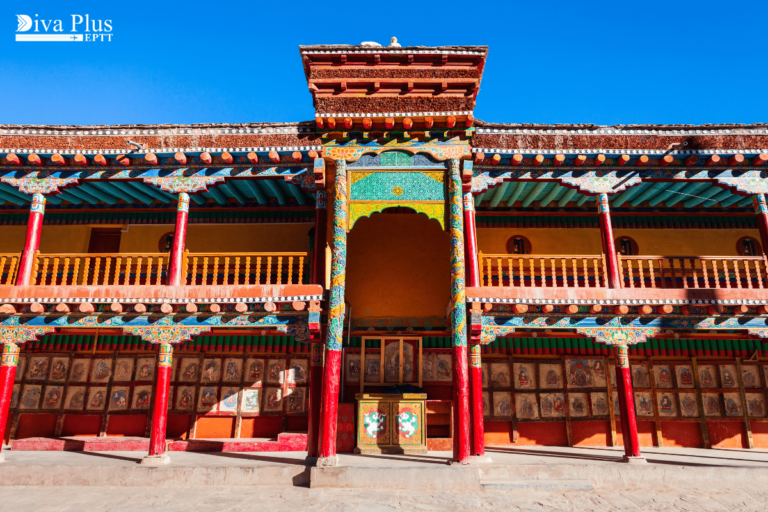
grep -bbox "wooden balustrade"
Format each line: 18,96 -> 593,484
185,252 -> 309,286
618,255 -> 768,290
0,254 -> 20,285
31,253 -> 168,286
478,252 -> 608,288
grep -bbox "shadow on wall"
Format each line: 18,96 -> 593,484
346,213 -> 450,319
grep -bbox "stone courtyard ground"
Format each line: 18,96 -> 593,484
2,446 -> 768,511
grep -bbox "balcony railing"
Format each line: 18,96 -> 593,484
185,252 -> 308,285
11,251 -> 309,287
32,253 -> 168,286
479,253 -> 608,288
618,255 -> 768,290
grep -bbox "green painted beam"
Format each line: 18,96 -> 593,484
217,182 -> 246,204
204,186 -> 229,204
683,185 -> 725,207
78,183 -> 119,205
111,182 -> 154,204
576,194 -> 591,206
0,183 -> 32,202
702,189 -> 734,207
474,192 -> 485,206
521,182 -> 548,207
64,186 -> 101,204
489,182 -> 509,208
264,180 -> 286,205
539,184 -> 563,207
648,182 -> 687,206
630,182 -> 672,207
719,193 -> 745,207
283,182 -> 307,206
56,190 -> 83,205
0,189 -> 25,205
129,182 -> 170,203
737,196 -> 754,207
612,184 -> 646,207
89,181 -> 135,203
557,188 -> 578,207
239,180 -> 268,205
666,182 -> 710,207
505,183 -> 525,206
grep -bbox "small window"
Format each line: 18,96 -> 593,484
159,232 -> 175,252
737,237 -> 762,256
506,235 -> 531,255
616,237 -> 638,256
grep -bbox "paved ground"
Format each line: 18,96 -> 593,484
0,485 -> 767,512
4,445 -> 768,467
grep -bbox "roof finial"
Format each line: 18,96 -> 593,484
389,37 -> 400,48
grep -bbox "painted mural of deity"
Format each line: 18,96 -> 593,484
593,360 -> 605,377
722,369 -> 736,388
11,386 -> 19,408
134,390 -> 151,410
681,396 -> 697,416
678,368 -> 694,387
553,395 -> 565,413
92,360 -> 111,381
571,397 -> 585,415
110,389 -> 128,410
436,358 -> 450,379
705,396 -> 720,416
89,391 -> 105,409
242,389 -> 260,413
660,395 -> 673,414
290,362 -> 306,384
287,389 -> 304,412
114,360 -> 132,381
29,359 -> 48,380
725,397 -> 740,416
496,396 -> 511,417
68,390 -> 85,410
201,387 -> 217,406
225,361 -> 241,382
249,360 -> 264,381
202,360 -> 220,382
267,360 -> 284,384
366,359 -> 381,382
70,361 -> 88,382
266,389 -> 281,409
348,359 -> 361,381
519,397 -> 536,419
177,388 -> 194,410
542,396 -> 553,416
658,367 -> 671,386
743,369 -> 757,388
43,387 -> 62,408
637,396 -> 652,415
21,387 -> 41,408
546,369 -> 559,387
482,392 -> 490,416
422,357 -> 434,381
700,368 -> 714,387
569,360 -> 591,387
50,360 -> 68,381
221,389 -> 238,411
384,344 -> 400,382
594,396 -> 608,415
183,361 -> 199,381
633,367 -> 649,388
515,367 -> 529,388
138,360 -> 154,380
749,398 -> 764,417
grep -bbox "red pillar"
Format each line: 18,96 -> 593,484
469,344 -> 486,458
318,160 -> 347,466
0,342 -> 20,460
15,194 -> 45,286
142,343 -> 172,465
312,190 -> 328,286
597,193 -> 621,288
306,337 -> 324,458
464,193 -> 480,288
753,194 -> 768,254
167,193 -> 189,286
614,344 -> 645,463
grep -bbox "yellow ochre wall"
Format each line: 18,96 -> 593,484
0,224 -> 312,254
477,228 -> 762,256
345,213 -> 450,319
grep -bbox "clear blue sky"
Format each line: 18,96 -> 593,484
2,0 -> 766,127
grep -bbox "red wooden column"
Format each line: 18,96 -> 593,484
306,303 -> 324,459
449,159 -> 471,464
0,327 -> 54,460
463,192 -> 480,288
0,342 -> 20,459
318,160 -> 348,466
614,343 -> 646,463
597,193 -> 621,288
167,193 -> 189,286
753,194 -> 768,254
144,343 -> 173,464
15,193 -> 46,286
469,344 -> 487,459
312,190 -> 328,286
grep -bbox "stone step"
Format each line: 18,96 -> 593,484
482,479 -> 594,492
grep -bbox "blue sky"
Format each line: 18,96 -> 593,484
2,1 -> 766,127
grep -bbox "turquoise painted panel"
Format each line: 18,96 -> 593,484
350,172 -> 445,201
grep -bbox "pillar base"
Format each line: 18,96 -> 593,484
305,456 -> 318,466
449,459 -> 475,467
316,455 -> 339,467
622,455 -> 647,465
469,455 -> 492,464
140,453 -> 171,466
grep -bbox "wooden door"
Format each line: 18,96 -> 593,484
88,228 -> 122,254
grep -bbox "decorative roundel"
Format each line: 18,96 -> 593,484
392,186 -> 404,196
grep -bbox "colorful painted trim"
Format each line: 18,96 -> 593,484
31,194 -> 45,214
316,190 -> 327,209
574,327 -> 662,346
349,202 -> 445,230
469,345 -> 481,368
0,326 -> 55,346
324,140 -> 470,163
449,159 -> 467,348
1,342 -> 20,366
325,160 -> 348,352
754,194 -> 768,214
143,174 -> 226,194
158,343 -> 173,367
1,174 -> 79,195
122,325 -> 211,345
614,344 -> 629,368
178,192 -> 190,213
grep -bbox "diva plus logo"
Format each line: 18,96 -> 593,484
16,14 -> 113,42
